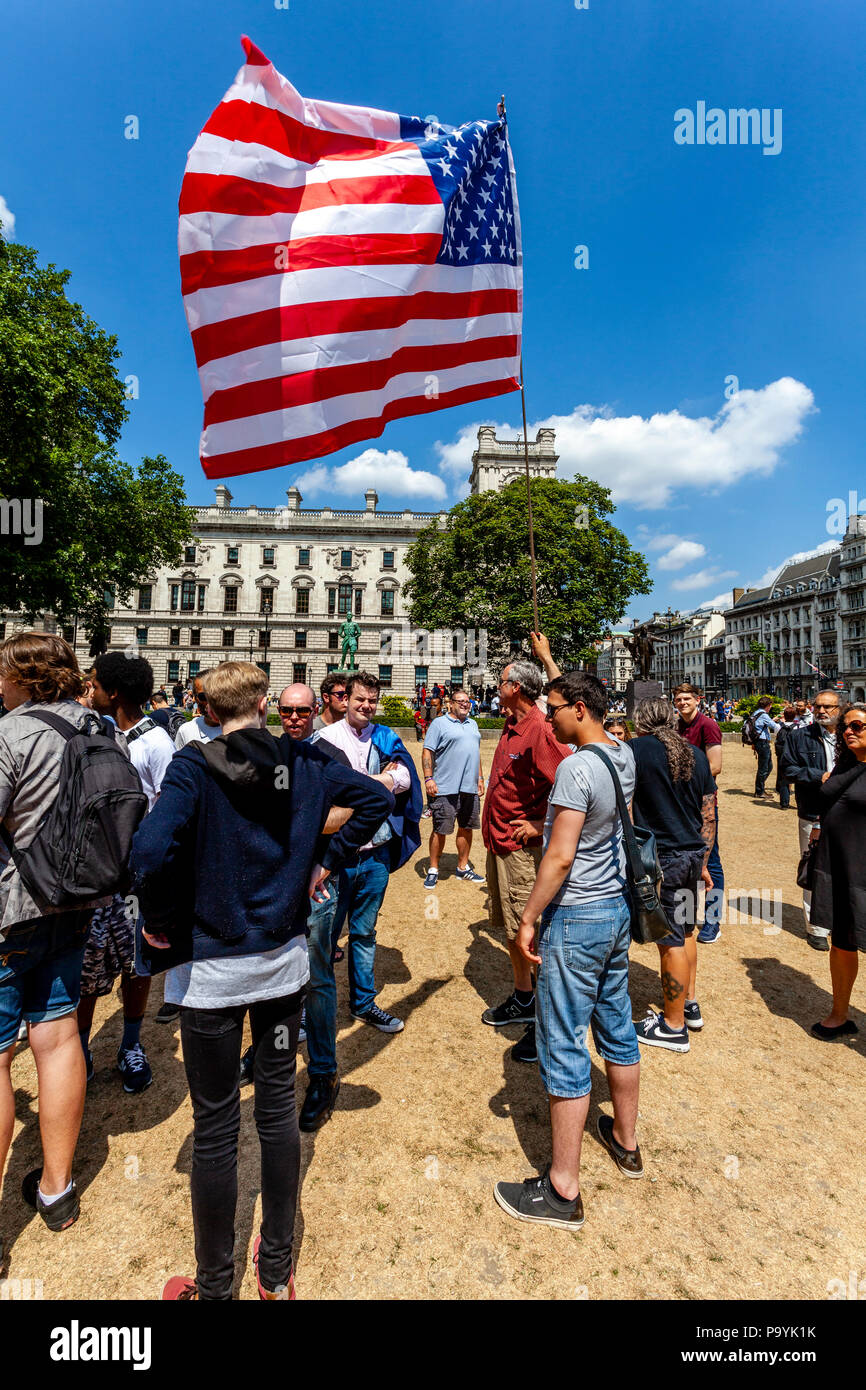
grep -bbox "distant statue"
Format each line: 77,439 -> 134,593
339,617 -> 360,671
625,624 -> 656,682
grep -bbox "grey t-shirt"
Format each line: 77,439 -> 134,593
543,738 -> 636,906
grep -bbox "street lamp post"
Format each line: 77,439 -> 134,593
664,607 -> 675,696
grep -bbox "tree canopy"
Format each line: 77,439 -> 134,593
0,236 -> 192,639
403,475 -> 651,670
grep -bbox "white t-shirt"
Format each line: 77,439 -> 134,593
165,937 -> 310,1009
175,715 -> 222,749
126,718 -> 175,810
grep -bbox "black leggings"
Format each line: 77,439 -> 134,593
179,988 -> 305,1300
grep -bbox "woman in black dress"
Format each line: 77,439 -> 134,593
809,702 -> 866,1040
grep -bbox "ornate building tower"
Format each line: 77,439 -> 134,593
468,426 -> 559,495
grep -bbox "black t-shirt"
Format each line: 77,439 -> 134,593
631,735 -> 714,854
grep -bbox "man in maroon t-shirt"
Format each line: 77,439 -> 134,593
674,683 -> 724,945
481,656 -> 570,1062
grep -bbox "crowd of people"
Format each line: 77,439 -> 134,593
0,630 -> 863,1293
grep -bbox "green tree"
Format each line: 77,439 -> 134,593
0,236 -> 192,641
744,640 -> 773,693
403,476 -> 651,669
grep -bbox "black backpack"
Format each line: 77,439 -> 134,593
741,712 -> 761,746
0,710 -> 148,909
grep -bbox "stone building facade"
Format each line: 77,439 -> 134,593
2,428 -> 559,699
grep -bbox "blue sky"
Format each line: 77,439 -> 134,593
3,0 -> 865,626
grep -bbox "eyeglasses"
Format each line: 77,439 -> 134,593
498,678 -> 515,690
279,705 -> 312,717
814,703 -> 838,711
545,703 -> 571,722
328,690 -> 347,700
844,720 -> 866,735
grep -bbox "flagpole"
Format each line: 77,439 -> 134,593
498,93 -> 540,635
519,358 -> 540,633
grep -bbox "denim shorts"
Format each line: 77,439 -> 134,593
536,894 -> 639,1099
0,910 -> 93,1052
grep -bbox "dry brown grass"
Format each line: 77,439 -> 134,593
2,743 -> 863,1300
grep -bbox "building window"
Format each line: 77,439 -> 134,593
326,662 -> 340,673
170,627 -> 180,646
340,549 -> 353,568
181,578 -> 196,612
227,546 -> 239,565
190,629 -> 201,647
414,666 -> 428,687
184,545 -> 197,564
189,661 -> 200,680
260,588 -> 274,614
222,630 -> 235,648
327,588 -> 336,616
328,630 -> 339,650
136,627 -> 148,646
338,579 -> 353,616
170,584 -> 179,612
256,662 -> 270,679
296,588 -> 310,615
298,548 -> 310,567
295,630 -> 307,649
259,631 -> 271,651
378,665 -> 392,688
138,585 -> 152,612
383,550 -> 395,569
197,585 -> 206,613
355,588 -> 362,616
380,589 -> 395,617
224,587 -> 239,614
262,547 -> 275,566
292,663 -> 307,685
61,626 -> 74,643
168,661 -> 180,683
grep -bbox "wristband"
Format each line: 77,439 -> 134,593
425,776 -> 435,783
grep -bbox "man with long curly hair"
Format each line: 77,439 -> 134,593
630,698 -> 717,1053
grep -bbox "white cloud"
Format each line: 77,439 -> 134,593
655,539 -> 707,571
295,447 -> 447,502
434,378 -> 816,508
671,567 -> 737,592
0,196 -> 16,241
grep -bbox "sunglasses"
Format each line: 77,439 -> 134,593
328,690 -> 348,699
844,720 -> 866,735
545,703 -> 572,722
279,705 -> 312,717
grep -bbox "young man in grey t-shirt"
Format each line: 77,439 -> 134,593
493,671 -> 642,1233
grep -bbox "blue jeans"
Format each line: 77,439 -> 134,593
755,739 -> 773,795
331,847 -> 391,1015
0,911 -> 93,1052
702,804 -> 725,930
536,894 -> 639,1100
304,882 -> 340,1077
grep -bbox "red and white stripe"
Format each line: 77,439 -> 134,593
178,36 -> 522,480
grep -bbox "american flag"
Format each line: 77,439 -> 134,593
179,37 -> 523,480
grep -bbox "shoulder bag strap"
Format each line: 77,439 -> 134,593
14,709 -> 79,740
581,744 -> 646,884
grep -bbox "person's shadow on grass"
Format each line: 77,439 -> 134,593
743,955 -> 866,1056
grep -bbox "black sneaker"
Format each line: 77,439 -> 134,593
22,1169 -> 80,1232
117,1043 -> 153,1093
482,992 -> 535,1027
510,1021 -> 537,1064
596,1114 -> 644,1179
634,1010 -> 690,1053
239,1045 -> 255,1085
806,934 -> 830,952
683,1000 -> 703,1031
493,1170 -> 584,1231
350,1004 -> 404,1034
155,1002 -> 181,1025
83,1048 -> 94,1084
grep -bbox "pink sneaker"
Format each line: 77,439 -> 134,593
162,1276 -> 197,1300
253,1235 -> 295,1300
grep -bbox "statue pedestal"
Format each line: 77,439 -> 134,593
626,680 -> 664,720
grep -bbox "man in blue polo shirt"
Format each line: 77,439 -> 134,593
422,689 -> 486,889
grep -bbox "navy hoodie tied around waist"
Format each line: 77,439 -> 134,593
129,728 -> 394,963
